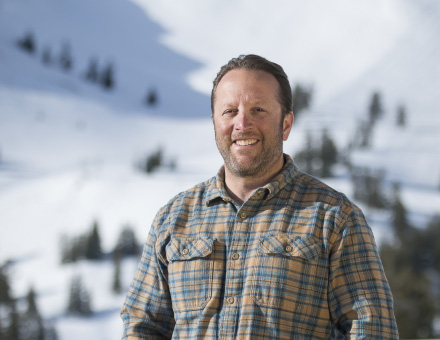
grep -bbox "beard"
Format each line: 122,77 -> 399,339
214,123 -> 284,178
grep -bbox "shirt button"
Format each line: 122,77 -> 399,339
232,253 -> 240,260
227,297 -> 235,305
285,245 -> 293,252
240,212 -> 247,219
182,248 -> 189,255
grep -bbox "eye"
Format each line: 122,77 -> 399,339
223,109 -> 237,116
254,107 -> 266,113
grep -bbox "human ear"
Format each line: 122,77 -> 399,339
283,112 -> 294,141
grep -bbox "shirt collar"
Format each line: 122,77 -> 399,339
262,154 -> 299,200
205,167 -> 233,205
205,154 -> 299,206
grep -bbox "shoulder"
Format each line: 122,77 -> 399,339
291,171 -> 373,248
293,171 -> 348,205
291,170 -> 364,223
152,176 -> 216,230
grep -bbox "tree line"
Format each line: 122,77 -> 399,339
292,88 -> 439,337
0,222 -> 142,338
0,263 -> 58,340
136,146 -> 177,174
61,222 -> 141,315
381,188 -> 440,338
15,30 -> 159,107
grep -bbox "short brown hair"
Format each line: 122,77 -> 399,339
211,54 -> 292,116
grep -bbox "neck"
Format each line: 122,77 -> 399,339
224,155 -> 285,205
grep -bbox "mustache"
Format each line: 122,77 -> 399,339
231,133 -> 261,141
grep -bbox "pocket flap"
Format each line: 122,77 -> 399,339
259,233 -> 320,261
166,237 -> 214,262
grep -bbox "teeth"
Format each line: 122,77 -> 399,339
236,139 -> 257,146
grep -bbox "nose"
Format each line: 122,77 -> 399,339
234,110 -> 253,131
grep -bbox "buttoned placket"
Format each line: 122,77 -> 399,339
219,189 -> 265,339
219,204 -> 246,339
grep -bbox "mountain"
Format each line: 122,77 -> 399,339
1,0 -> 439,338
0,0 -> 209,117
0,0 -> 216,338
135,0 -> 440,205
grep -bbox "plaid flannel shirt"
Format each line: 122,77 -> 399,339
121,155 -> 398,339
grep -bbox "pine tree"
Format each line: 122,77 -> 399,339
67,275 -> 92,315
357,120 -> 373,149
26,287 -> 39,314
5,303 -> 20,340
0,263 -> 12,304
294,129 -> 339,178
21,287 -> 45,340
366,169 -> 387,208
425,214 -> 440,272
0,263 -> 14,339
60,234 -> 72,264
60,234 -> 86,264
17,31 -> 36,54
391,183 -> 412,242
351,167 -> 387,208
44,323 -> 59,340
368,91 -> 383,125
100,63 -> 114,90
85,58 -> 99,82
396,104 -> 407,127
389,266 -> 435,338
291,84 -> 312,118
41,47 -> 52,65
294,131 -> 316,175
380,215 -> 438,338
73,235 -> 88,261
59,42 -> 73,72
319,129 -> 338,178
112,250 -> 122,295
143,148 -> 163,173
145,88 -> 158,107
351,167 -> 365,203
115,225 -> 140,257
85,221 -> 102,260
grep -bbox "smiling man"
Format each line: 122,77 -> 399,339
212,67 -> 293,204
121,55 -> 398,339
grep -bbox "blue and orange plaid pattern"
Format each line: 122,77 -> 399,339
121,155 -> 398,339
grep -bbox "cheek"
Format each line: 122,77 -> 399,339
214,120 -> 232,138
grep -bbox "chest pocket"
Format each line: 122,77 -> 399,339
252,233 -> 321,309
166,237 -> 214,312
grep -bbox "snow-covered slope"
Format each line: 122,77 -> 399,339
133,0 -> 440,201
136,0 -> 440,185
1,0 -> 439,338
0,0 -> 209,117
133,0 -> 410,103
0,0 -> 216,337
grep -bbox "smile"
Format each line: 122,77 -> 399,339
235,139 -> 258,146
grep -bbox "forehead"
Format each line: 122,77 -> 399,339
215,69 -> 280,104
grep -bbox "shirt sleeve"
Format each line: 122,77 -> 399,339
328,205 -> 399,339
121,222 -> 175,339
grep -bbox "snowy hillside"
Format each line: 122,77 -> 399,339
137,0 -> 440,188
1,0 -> 440,338
0,0 -> 217,337
0,0 -> 209,117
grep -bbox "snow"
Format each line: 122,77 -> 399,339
1,0 -> 440,338
132,0 -> 410,104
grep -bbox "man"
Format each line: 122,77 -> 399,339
121,54 -> 399,339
